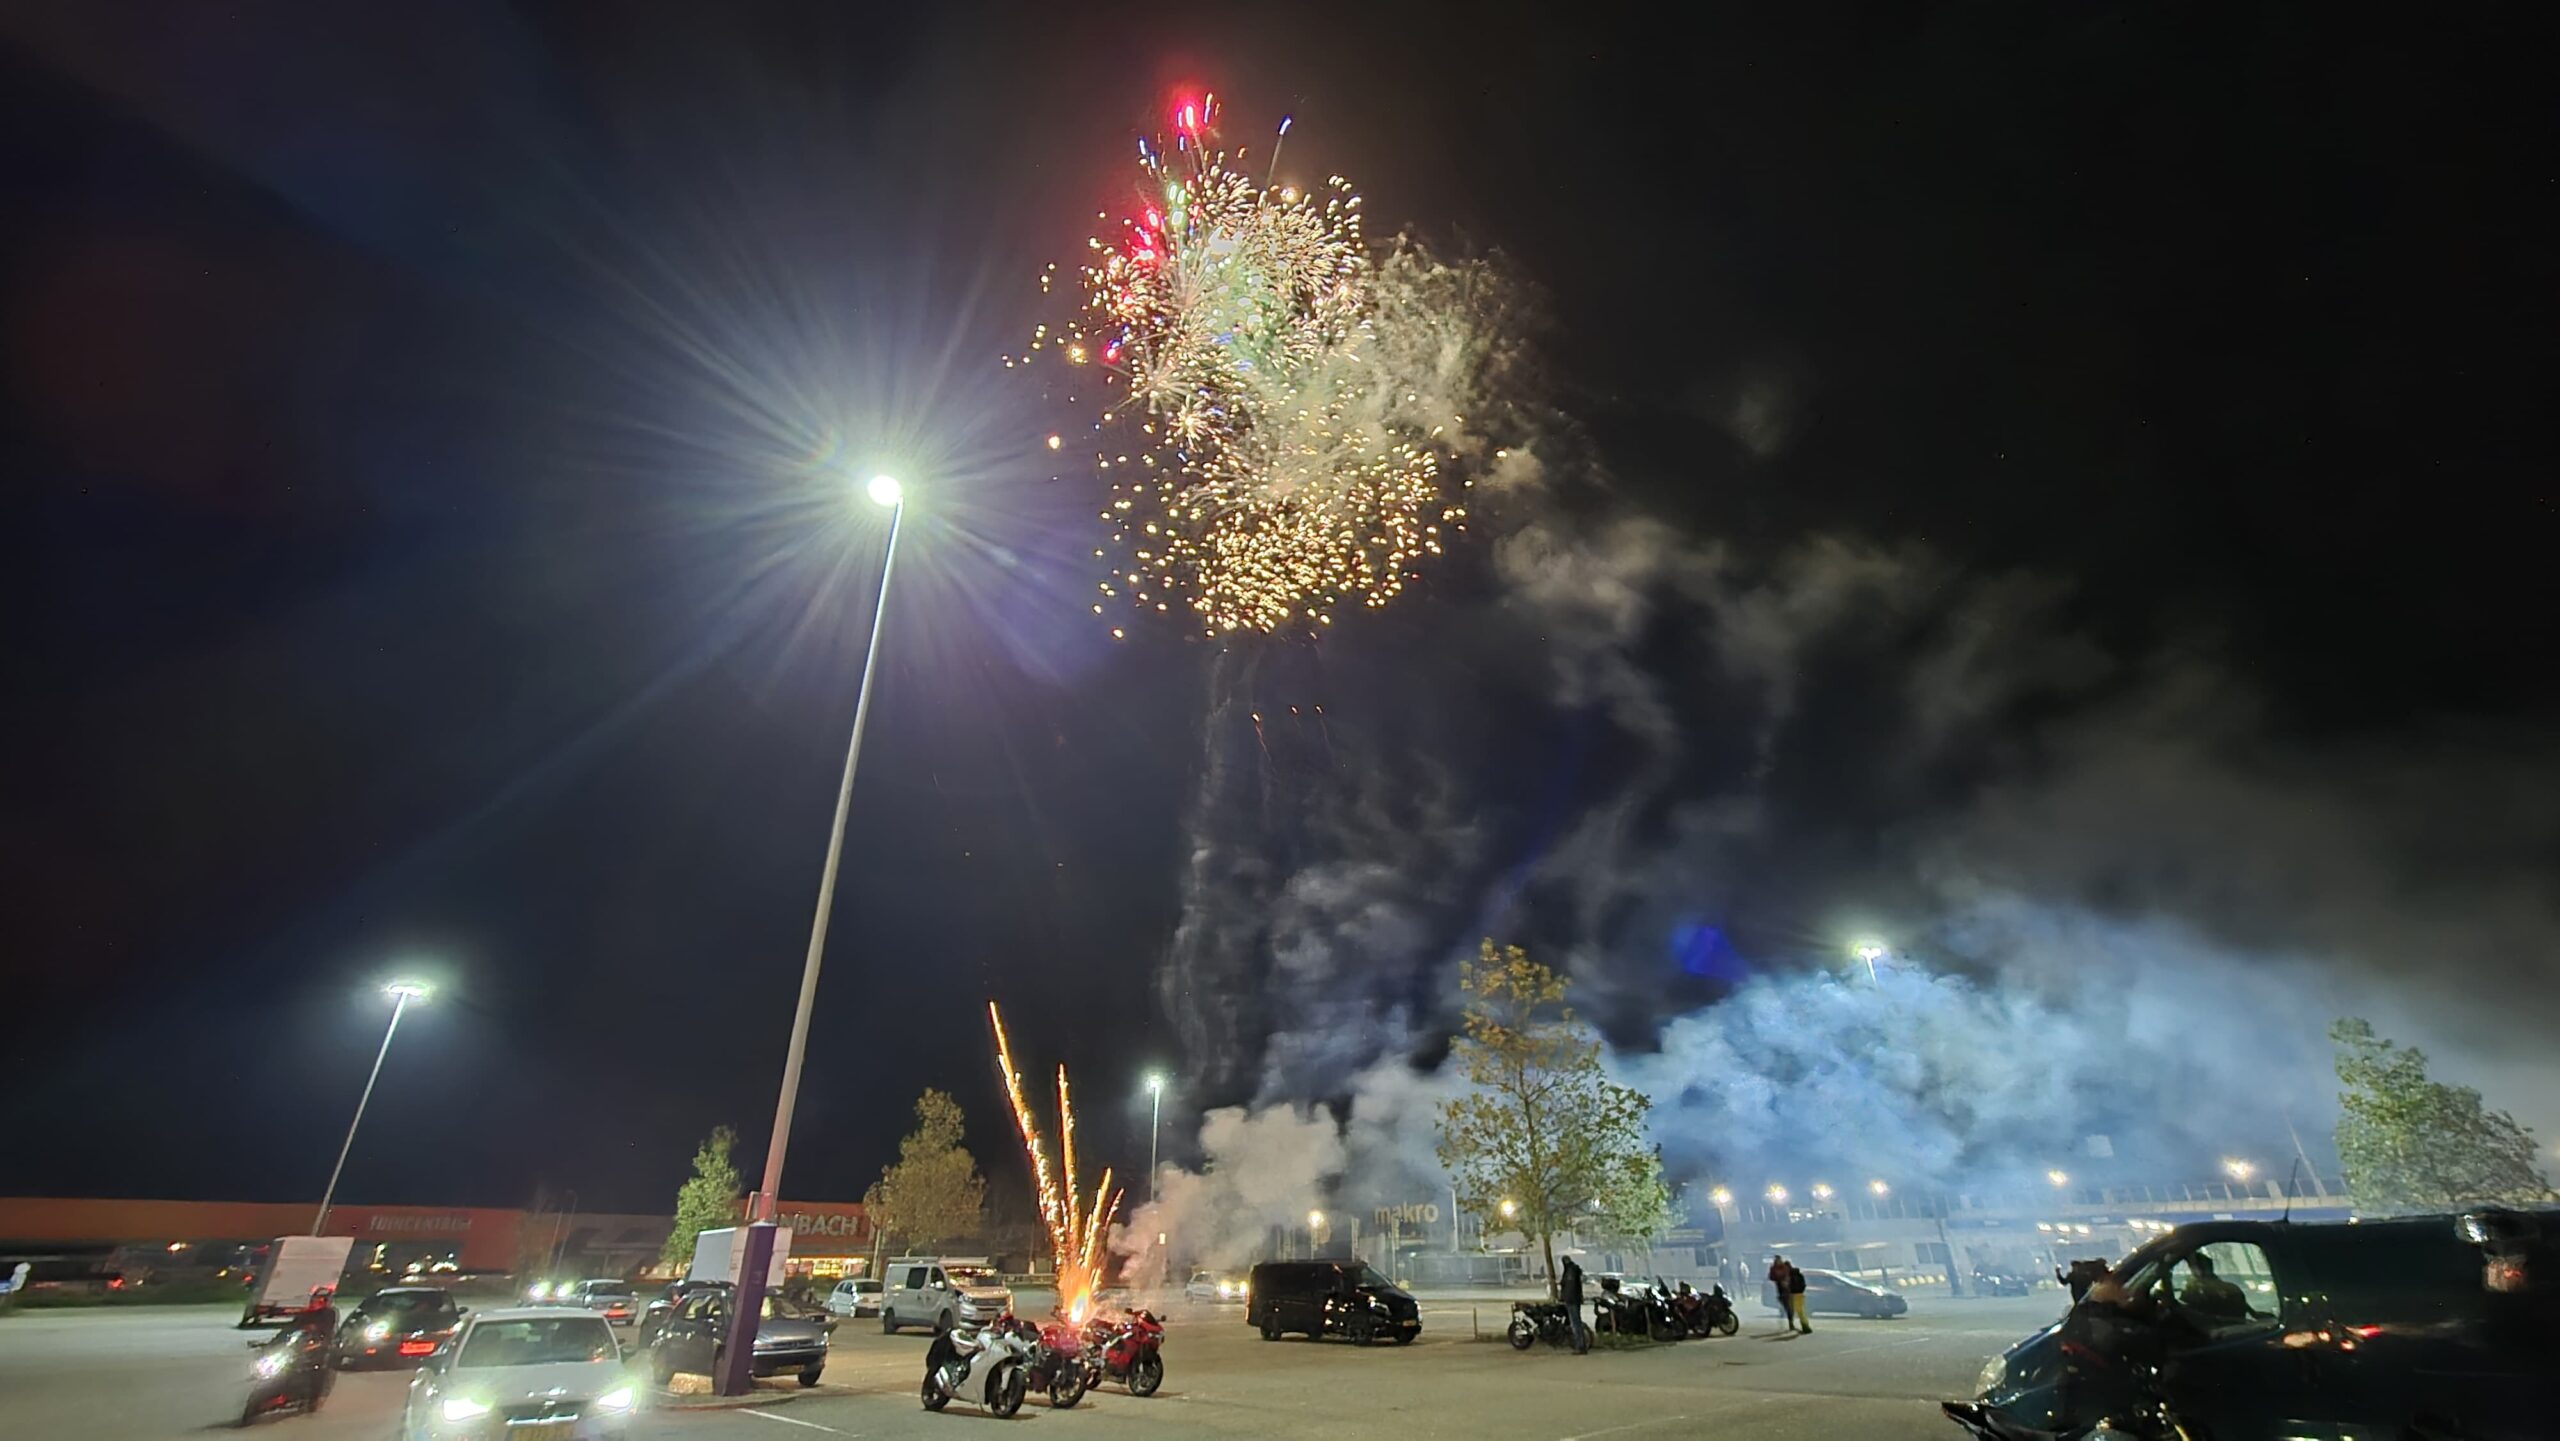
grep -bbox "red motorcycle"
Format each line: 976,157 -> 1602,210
1009,1315 -> 1090,1409
1078,1308 -> 1165,1397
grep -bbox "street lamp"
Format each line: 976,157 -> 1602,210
1499,1198 -> 1518,1220
1869,1179 -> 1891,1197
2221,1157 -> 2255,1183
1766,1184 -> 1789,1204
1145,1073 -> 1165,1205
2046,1169 -> 2071,1188
1707,1187 -> 1732,1208
1307,1210 -> 1327,1260
1852,939 -> 1887,984
314,981 -> 430,1235
724,471 -> 907,1396
1810,1182 -> 1835,1202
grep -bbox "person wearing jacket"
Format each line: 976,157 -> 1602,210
1558,1256 -> 1591,1353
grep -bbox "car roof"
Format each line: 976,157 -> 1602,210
465,1306 -> 616,1323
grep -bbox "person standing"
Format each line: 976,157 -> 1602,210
1559,1256 -> 1591,1354
1785,1259 -> 1812,1333
1766,1255 -> 1794,1333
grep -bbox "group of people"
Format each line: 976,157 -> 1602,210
1766,1254 -> 1812,1333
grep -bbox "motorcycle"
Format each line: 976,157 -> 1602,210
239,1324 -> 334,1424
920,1317 -> 1033,1418
1505,1300 -> 1582,1351
1007,1315 -> 1090,1409
1078,1307 -> 1165,1396
1670,1282 -> 1740,1338
1593,1277 -> 1683,1342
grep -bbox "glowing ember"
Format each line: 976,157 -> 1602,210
989,1002 -> 1122,1318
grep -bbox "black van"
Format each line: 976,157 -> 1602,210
1246,1260 -> 1421,1345
1948,1209 -> 2557,1440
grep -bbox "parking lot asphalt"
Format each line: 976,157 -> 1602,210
0,1292 -> 2061,1440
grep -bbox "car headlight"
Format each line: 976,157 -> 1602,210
255,1352 -> 288,1378
441,1397 -> 494,1422
1976,1355 -> 2007,1396
529,1282 -> 552,1300
593,1386 -> 634,1413
365,1321 -> 390,1341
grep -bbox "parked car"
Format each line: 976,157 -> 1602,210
823,1278 -> 882,1318
880,1257 -> 1007,1335
333,1285 -> 463,1369
1246,1259 -> 1420,1343
1947,1210 -> 2559,1441
1969,1268 -> 2032,1297
551,1278 -> 640,1327
1760,1268 -> 1909,1318
642,1285 -> 831,1388
401,1307 -> 636,1438
1186,1269 -> 1247,1304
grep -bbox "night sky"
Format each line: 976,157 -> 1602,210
7,4 -> 2554,1215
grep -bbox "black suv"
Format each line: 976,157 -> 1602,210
1246,1260 -> 1420,1344
332,1285 -> 462,1369
1949,1209 -> 2557,1440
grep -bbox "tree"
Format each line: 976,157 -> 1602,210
1436,940 -> 1675,1293
659,1125 -> 742,1270
866,1089 -> 987,1257
2331,1018 -> 2554,1214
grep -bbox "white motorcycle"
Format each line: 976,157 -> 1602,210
920,1316 -> 1033,1419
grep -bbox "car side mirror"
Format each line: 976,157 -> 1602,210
454,1306 -> 469,1316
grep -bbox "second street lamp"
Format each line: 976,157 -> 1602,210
722,472 -> 906,1397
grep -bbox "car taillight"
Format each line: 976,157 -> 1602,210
398,1339 -> 436,1356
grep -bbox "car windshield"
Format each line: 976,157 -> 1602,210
853,1281 -> 880,1293
457,1317 -> 617,1368
1355,1266 -> 1395,1290
581,1281 -> 629,1294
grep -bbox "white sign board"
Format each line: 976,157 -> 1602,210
250,1235 -> 356,1317
685,1226 -> 792,1287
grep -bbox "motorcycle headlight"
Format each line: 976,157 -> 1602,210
593,1386 -> 634,1413
254,1352 -> 287,1378
1976,1355 -> 2007,1396
441,1397 -> 494,1422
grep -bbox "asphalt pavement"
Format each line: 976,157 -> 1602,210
0,1292 -> 2061,1440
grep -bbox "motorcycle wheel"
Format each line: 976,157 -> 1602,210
1049,1368 -> 1086,1409
1128,1352 -> 1163,1397
1507,1320 -> 1535,1351
921,1365 -> 954,1412
986,1360 -> 1027,1418
1714,1311 -> 1739,1337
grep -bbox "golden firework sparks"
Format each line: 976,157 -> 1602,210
988,1002 -> 1123,1319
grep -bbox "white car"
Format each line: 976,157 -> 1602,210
880,1258 -> 1009,1335
823,1278 -> 882,1318
402,1307 -> 637,1439
1185,1269 -> 1247,1304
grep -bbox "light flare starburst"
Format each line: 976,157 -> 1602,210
1021,94 -> 1469,635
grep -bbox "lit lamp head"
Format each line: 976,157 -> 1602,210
1306,1210 -> 1325,1231
383,981 -> 430,1003
1146,1073 -> 1165,1097
866,474 -> 904,508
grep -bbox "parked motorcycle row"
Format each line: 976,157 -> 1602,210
1510,1278 -> 1739,1351
921,1306 -> 1165,1418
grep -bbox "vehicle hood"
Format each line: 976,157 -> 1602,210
1976,1320 -> 2066,1425
446,1360 -> 626,1405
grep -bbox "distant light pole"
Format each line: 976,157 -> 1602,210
724,473 -> 906,1397
314,981 -> 429,1235
1307,1210 -> 1326,1260
1144,1073 -> 1165,1204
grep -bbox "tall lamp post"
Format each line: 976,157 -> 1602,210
314,981 -> 429,1235
1853,940 -> 1888,984
722,473 -> 906,1397
1144,1073 -> 1165,1204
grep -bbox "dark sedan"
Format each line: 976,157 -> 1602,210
333,1285 -> 463,1368
642,1285 -> 832,1388
1761,1268 -> 1910,1318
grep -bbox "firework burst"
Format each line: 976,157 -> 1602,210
988,1001 -> 1121,1319
1023,94 -> 1472,636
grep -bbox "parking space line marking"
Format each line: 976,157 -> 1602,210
736,1410 -> 853,1434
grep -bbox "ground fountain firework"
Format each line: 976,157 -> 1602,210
1021,94 -> 1481,636
988,1001 -> 1121,1318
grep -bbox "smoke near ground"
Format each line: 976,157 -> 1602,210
1137,250 -> 2560,1253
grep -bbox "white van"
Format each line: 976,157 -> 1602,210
879,1257 -> 1011,1334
